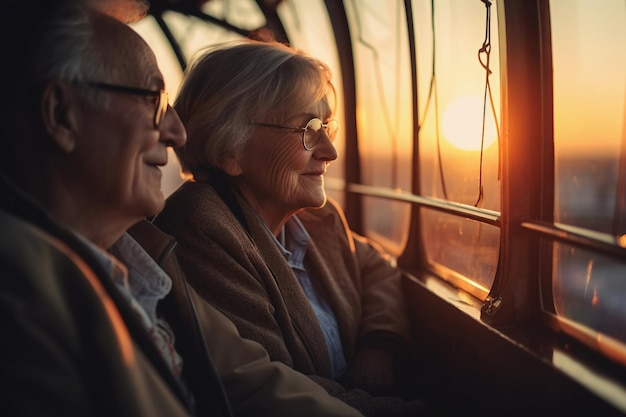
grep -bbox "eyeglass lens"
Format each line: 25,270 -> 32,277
154,89 -> 169,128
303,118 -> 338,149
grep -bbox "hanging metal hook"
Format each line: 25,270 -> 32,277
478,0 -> 492,75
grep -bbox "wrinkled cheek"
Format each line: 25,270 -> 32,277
265,154 -> 296,186
263,145 -> 308,193
266,168 -> 297,195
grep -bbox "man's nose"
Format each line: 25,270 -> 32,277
159,105 -> 187,148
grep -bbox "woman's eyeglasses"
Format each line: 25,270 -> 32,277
83,81 -> 169,129
254,118 -> 339,151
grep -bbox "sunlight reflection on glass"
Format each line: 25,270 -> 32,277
442,95 -> 497,151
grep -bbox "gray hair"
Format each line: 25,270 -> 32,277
173,39 -> 336,181
33,4 -> 95,85
1,0 -> 111,139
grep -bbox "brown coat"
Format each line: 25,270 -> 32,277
154,181 -> 413,383
129,220 -> 366,417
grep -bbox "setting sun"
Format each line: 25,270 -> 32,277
442,95 -> 498,151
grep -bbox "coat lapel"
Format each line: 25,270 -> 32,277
237,196 -> 333,377
129,220 -> 233,417
298,207 -> 361,362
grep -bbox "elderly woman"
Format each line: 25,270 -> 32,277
154,40 -> 419,415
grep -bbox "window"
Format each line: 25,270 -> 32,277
343,0 -> 414,257
547,0 -> 626,354
340,0 -> 501,296
413,0 -> 501,297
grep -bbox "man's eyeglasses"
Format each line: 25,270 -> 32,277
254,118 -> 339,151
83,81 -> 169,129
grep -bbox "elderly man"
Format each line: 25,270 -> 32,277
0,1 -> 366,416
0,1 -> 193,415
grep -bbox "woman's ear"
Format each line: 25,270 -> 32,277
40,81 -> 78,153
219,154 -> 243,176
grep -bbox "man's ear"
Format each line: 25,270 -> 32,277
40,81 -> 79,153
219,154 -> 243,176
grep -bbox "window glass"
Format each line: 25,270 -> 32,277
550,0 -> 626,339
413,0 -> 501,296
415,0 -> 500,209
551,0 -> 626,234
160,11 -> 249,66
201,0 -> 266,31
344,0 -> 413,256
553,242 -> 626,344
423,209 -> 498,297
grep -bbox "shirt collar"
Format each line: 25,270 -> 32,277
108,233 -> 172,319
285,215 -> 310,247
262,215 -> 310,270
71,230 -> 129,288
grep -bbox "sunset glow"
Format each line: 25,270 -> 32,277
442,95 -> 497,151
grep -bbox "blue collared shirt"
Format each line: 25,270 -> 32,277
79,232 -> 183,376
269,216 -> 347,379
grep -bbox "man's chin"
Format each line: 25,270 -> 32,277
136,194 -> 165,219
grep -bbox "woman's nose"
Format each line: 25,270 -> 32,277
314,130 -> 338,161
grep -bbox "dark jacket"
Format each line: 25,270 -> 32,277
0,177 -> 196,417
